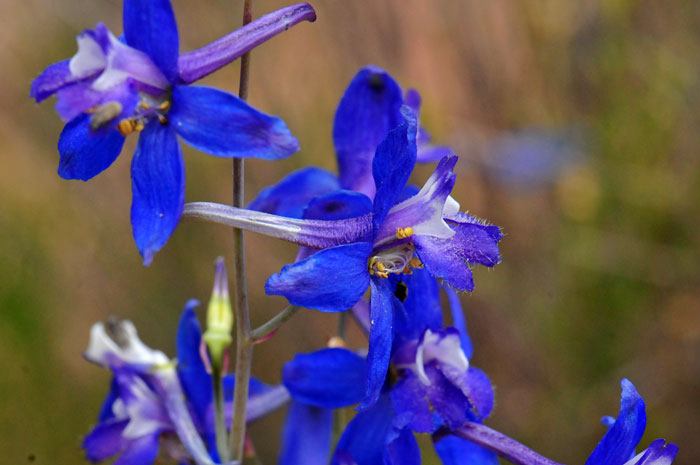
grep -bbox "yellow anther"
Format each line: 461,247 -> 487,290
134,121 -> 145,132
376,262 -> 386,273
395,227 -> 414,239
402,265 -> 413,275
376,271 -> 389,279
117,119 -> 135,137
159,100 -> 171,111
409,257 -> 424,269
139,102 -> 150,110
158,115 -> 168,125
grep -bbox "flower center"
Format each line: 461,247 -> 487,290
88,94 -> 172,136
368,241 -> 423,279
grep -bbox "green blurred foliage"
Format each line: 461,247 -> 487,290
0,0 -> 698,464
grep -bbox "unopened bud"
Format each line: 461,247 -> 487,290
203,257 -> 233,369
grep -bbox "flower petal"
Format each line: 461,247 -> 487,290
626,439 -> 678,465
83,419 -> 129,462
30,59 -> 75,102
279,400 -> 332,465
585,379 -> 647,465
248,167 -> 340,218
393,269 -> 443,347
170,85 -> 299,160
385,428 -> 421,465
390,371 -> 434,434
333,66 -> 404,197
265,242 -> 372,312
130,122 -> 185,265
443,285 -> 473,358
123,0 -> 179,83
178,4 -> 317,84
57,114 -> 125,181
371,106 -> 418,232
433,435 -> 499,465
303,190 -> 374,221
414,234 -> 474,292
359,278 -> 398,410
423,364 -> 471,430
112,434 -> 160,465
175,301 -> 211,428
332,395 -> 394,465
283,348 -> 366,408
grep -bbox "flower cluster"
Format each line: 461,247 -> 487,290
31,1 -> 678,465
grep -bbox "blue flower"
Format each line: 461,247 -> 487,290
82,302 -> 289,465
31,1 -> 316,264
585,379 -> 678,465
279,279 -> 497,465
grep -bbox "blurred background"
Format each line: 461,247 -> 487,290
1,0 -> 698,464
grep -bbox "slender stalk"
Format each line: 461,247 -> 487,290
211,366 -> 229,463
229,0 -> 255,461
447,422 -> 565,465
250,305 -> 300,342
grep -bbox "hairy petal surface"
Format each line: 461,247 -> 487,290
130,121 -> 185,265
266,242 -> 372,312
170,85 -> 298,160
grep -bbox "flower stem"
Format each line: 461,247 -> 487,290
250,305 -> 300,342
211,365 -> 229,463
229,0 -> 255,461
444,422 -> 566,465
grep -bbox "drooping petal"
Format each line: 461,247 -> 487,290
175,301 -> 211,428
57,114 -> 125,181
423,364 -> 471,430
371,106 -> 418,232
443,285 -> 473,358
390,371 -> 434,434
83,419 -> 129,462
130,121 -> 185,265
439,365 -> 494,421
433,435 -> 500,465
112,433 -> 160,465
170,85 -> 299,160
283,348 -> 366,408
178,4 -> 317,84
278,401 -> 332,465
333,66 -> 404,197
248,167 -> 340,218
30,59 -> 75,102
415,234 -> 474,292
332,395 -> 395,465
359,278 -> 398,410
123,0 -> 179,83
385,428 -> 421,465
265,242 -> 372,312
585,379 -> 647,465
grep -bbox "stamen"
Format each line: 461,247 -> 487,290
117,119 -> 135,137
158,115 -> 168,125
409,257 -> 423,269
89,101 -> 123,131
159,101 -> 171,111
395,226 -> 414,240
139,102 -> 150,110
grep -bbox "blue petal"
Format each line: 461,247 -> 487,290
371,106 -> 418,232
265,242 -> 372,312
423,364 -> 471,430
97,377 -> 120,423
283,348 -> 366,408
443,285 -> 473,359
123,0 -> 179,83
130,121 -> 185,265
333,66 -> 404,197
585,379 -> 647,465
175,300 -> 211,428
359,279 -> 398,410
433,435 -> 499,465
631,439 -> 679,465
248,167 -> 340,218
170,85 -> 299,160
390,371 -> 434,433
303,190 -> 374,221
393,269 -> 443,347
332,395 -> 394,465
279,401 -> 332,465
57,114 -> 125,181
439,365 -> 495,422
83,419 -> 128,462
30,59 -> 74,102
113,434 -> 160,465
385,428 -> 420,465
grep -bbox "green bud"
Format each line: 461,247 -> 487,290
203,257 -> 233,369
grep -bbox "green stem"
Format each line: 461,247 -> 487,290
211,365 -> 229,463
250,305 -> 300,342
229,0 -> 254,461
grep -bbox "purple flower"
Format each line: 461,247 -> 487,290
82,303 -> 289,465
30,1 -> 316,264
279,283 -> 497,465
585,380 -> 678,465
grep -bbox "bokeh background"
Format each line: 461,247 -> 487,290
1,0 -> 698,464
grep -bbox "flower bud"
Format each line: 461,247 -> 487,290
203,257 -> 233,369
